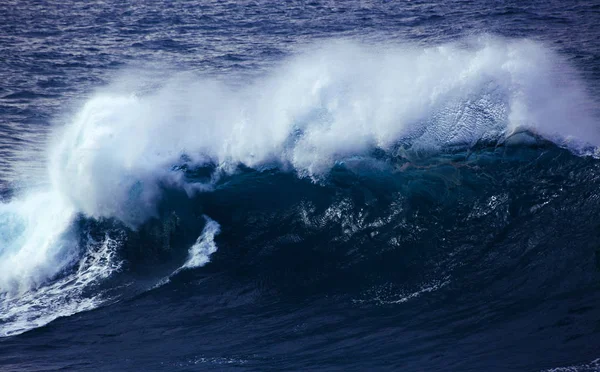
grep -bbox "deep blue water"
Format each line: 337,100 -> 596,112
1,1 -> 600,371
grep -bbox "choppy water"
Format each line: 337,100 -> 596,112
1,1 -> 600,371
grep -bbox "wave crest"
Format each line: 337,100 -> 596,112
49,37 -> 598,225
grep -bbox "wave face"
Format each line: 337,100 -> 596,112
1,35 -> 600,370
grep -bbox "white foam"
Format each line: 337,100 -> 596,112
353,278 -> 451,306
0,234 -> 123,337
151,215 -> 220,289
181,216 -> 221,270
542,358 -> 600,372
0,191 -> 77,294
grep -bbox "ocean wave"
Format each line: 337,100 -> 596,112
0,36 -> 599,337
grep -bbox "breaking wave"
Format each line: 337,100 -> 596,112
0,36 -> 598,336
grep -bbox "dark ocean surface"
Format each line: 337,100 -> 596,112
1,1 -> 600,371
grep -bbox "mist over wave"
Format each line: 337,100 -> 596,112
0,36 -> 599,337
